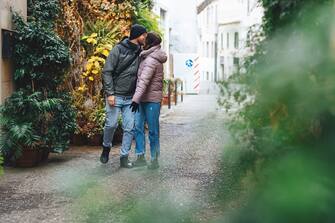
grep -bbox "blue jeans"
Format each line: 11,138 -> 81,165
135,102 -> 161,161
103,96 -> 135,158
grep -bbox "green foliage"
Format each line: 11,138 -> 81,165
0,155 -> 3,175
217,2 -> 335,222
261,0 -> 333,37
13,14 -> 70,90
0,91 -> 59,160
133,3 -> 162,35
132,0 -> 154,10
27,0 -> 60,29
44,92 -> 77,153
0,0 -> 76,162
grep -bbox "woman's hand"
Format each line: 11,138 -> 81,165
130,102 -> 139,113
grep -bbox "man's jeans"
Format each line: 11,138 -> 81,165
103,96 -> 135,158
134,102 -> 161,161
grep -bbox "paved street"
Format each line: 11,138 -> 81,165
0,94 -> 228,223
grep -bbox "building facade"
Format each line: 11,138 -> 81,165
217,0 -> 263,80
197,0 -> 219,93
152,0 -> 171,77
196,0 -> 263,91
0,0 -> 27,103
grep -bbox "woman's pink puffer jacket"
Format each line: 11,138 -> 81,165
132,45 -> 167,104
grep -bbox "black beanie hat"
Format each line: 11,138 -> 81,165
129,24 -> 147,40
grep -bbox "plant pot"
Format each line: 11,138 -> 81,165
15,148 -> 42,168
40,148 -> 50,163
162,96 -> 169,105
71,134 -> 87,146
112,127 -> 123,145
88,134 -> 103,146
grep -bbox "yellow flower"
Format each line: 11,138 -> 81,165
90,33 -> 98,38
78,85 -> 86,92
87,37 -> 94,43
92,69 -> 99,74
86,63 -> 93,71
102,49 -> 109,57
82,72 -> 88,77
89,76 -> 94,81
94,61 -> 100,69
88,58 -> 95,63
87,38 -> 97,45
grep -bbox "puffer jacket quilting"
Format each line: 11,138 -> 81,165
132,45 -> 167,103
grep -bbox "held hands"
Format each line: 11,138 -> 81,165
130,102 -> 139,113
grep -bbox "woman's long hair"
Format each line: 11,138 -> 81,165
144,32 -> 162,50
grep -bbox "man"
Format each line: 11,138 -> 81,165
100,24 -> 147,168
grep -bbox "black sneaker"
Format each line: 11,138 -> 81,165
120,156 -> 133,168
147,159 -> 159,170
100,146 -> 111,164
133,155 -> 147,167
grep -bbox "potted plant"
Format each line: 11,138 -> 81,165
0,91 -> 59,167
3,2 -> 76,167
162,79 -> 170,105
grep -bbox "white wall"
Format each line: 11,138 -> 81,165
152,0 -> 171,77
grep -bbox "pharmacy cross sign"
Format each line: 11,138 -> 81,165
185,59 -> 194,68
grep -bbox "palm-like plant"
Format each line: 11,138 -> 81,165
0,90 -> 60,160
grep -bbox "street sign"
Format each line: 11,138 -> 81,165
185,59 -> 194,68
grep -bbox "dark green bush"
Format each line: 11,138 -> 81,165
0,0 -> 76,163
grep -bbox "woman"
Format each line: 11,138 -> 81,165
130,32 -> 167,169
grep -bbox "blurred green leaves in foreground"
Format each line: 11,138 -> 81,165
217,2 -> 335,223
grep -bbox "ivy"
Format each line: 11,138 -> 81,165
0,0 -> 76,162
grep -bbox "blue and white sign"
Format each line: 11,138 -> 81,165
173,53 -> 198,94
185,59 -> 194,68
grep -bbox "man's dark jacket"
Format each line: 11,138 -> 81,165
102,38 -> 141,97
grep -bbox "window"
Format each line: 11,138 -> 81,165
247,0 -> 250,15
206,42 -> 209,57
233,57 -> 240,73
203,42 -> 206,56
211,42 -> 214,57
221,33 -> 224,50
221,64 -> 225,80
206,72 -> 209,80
233,57 -> 240,66
234,32 -> 239,49
227,33 -> 230,49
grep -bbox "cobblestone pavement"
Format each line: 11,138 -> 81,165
0,94 -> 228,223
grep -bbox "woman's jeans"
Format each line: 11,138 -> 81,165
135,102 -> 161,161
103,96 -> 135,158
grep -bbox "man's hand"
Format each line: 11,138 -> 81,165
130,102 -> 139,113
107,95 -> 115,106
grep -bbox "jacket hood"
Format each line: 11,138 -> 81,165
141,45 -> 167,63
120,38 -> 140,51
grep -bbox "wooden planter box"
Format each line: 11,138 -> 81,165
71,134 -> 88,146
88,134 -> 103,146
15,148 -> 42,168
